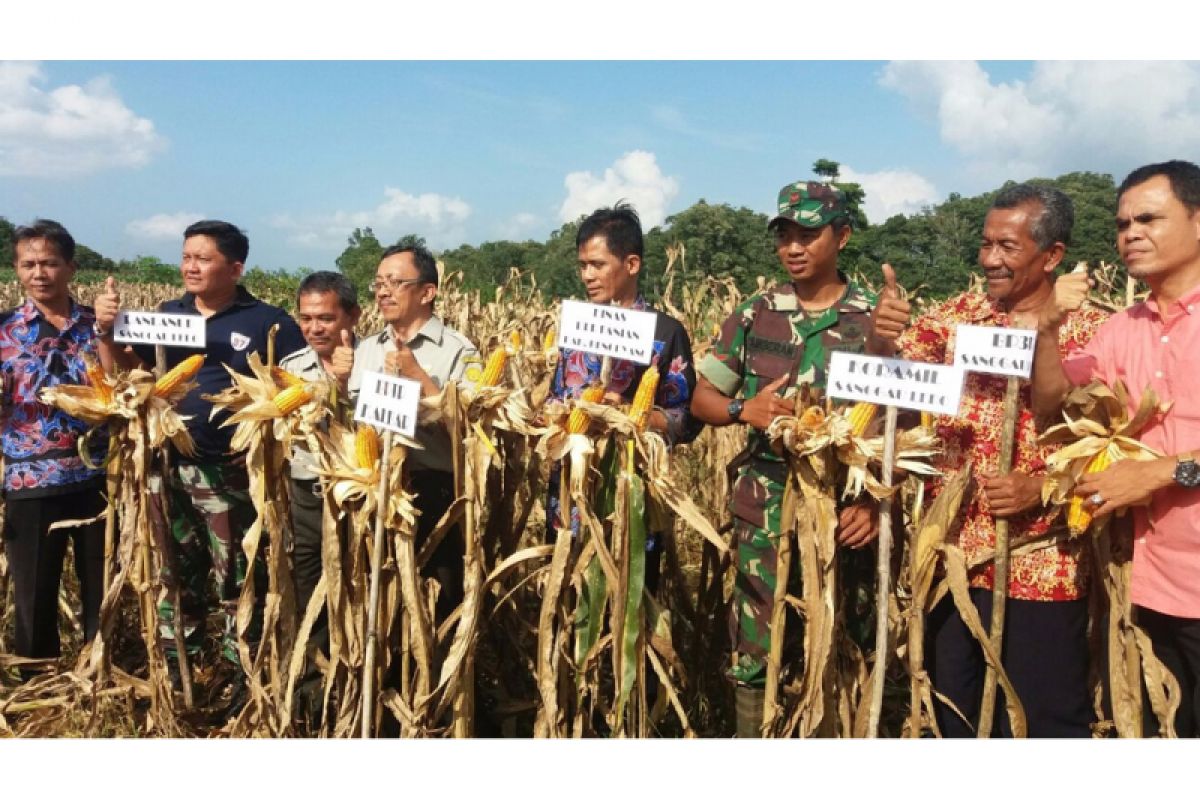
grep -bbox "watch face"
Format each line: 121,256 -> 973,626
1176,460 -> 1200,488
728,399 -> 744,420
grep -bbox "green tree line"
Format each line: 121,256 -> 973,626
3,161 -> 1121,305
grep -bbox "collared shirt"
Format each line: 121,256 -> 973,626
348,315 -> 478,474
698,276 -> 875,465
1062,282 -> 1200,617
131,285 -> 306,464
549,295 -> 702,445
0,298 -> 107,498
279,345 -> 327,481
900,291 -> 1109,601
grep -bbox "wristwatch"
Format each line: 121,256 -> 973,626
92,320 -> 113,340
727,399 -> 744,422
1174,452 -> 1200,488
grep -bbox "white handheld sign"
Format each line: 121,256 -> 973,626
827,351 -> 965,416
113,311 -> 206,349
953,324 -> 1037,379
353,371 -> 421,437
556,299 -> 657,365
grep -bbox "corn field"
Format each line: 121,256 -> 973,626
0,260 -> 1157,738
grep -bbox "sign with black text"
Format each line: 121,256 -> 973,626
353,371 -> 420,437
953,324 -> 1037,379
113,311 -> 205,349
828,352 -> 965,416
556,299 -> 657,365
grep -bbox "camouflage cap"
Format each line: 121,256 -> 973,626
768,180 -> 849,230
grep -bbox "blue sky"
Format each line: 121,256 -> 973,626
4,59 -> 1198,271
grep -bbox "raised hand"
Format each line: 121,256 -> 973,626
869,262 -> 911,355
330,328 -> 354,387
1041,263 -> 1092,332
739,374 -> 794,431
94,275 -> 121,334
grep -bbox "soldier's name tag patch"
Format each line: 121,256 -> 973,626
745,336 -> 796,358
230,332 -> 251,351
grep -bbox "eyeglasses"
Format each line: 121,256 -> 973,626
370,276 -> 424,293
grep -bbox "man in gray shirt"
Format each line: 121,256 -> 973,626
348,244 -> 478,619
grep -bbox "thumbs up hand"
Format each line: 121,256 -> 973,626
94,275 -> 121,336
868,262 -> 911,355
330,327 -> 355,388
1039,263 -> 1092,333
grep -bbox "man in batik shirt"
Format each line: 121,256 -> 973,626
547,202 -> 702,592
877,183 -> 1108,737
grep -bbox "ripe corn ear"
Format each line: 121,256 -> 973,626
543,329 -> 557,353
847,401 -> 878,437
154,355 -> 205,397
568,383 -> 605,434
798,405 -> 825,429
629,367 -> 659,433
273,384 -> 313,414
271,366 -> 306,388
84,354 -> 112,405
1067,449 -> 1113,534
480,348 -> 508,388
355,425 -> 380,469
920,411 -> 934,429
509,330 -> 522,350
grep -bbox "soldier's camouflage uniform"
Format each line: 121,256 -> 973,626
697,275 -> 877,687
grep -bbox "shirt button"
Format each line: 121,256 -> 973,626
1190,305 -> 1195,313
1161,335 -> 1170,343
1155,370 -> 1164,379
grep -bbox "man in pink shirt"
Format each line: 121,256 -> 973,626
1031,160 -> 1200,737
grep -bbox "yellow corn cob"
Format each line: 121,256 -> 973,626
509,330 -> 522,350
920,410 -> 934,429
629,367 -> 660,433
847,401 -> 878,437
273,383 -> 313,414
798,405 -> 826,430
568,383 -> 605,434
83,352 -> 112,405
154,354 -> 205,397
271,366 -> 306,388
543,329 -> 557,352
355,425 -> 380,469
1067,449 -> 1114,534
479,348 -> 508,388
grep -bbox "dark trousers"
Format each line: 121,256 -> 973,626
1137,605 -> 1200,737
927,588 -> 1093,737
410,469 -> 462,621
3,487 -> 107,660
290,477 -> 329,683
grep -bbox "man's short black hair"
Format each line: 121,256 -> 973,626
576,201 -> 644,261
298,270 -> 359,314
380,243 -> 439,288
184,219 -> 249,264
991,182 -> 1075,251
1118,160 -> 1200,214
13,218 -> 76,262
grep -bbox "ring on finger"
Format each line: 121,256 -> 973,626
1089,492 -> 1104,507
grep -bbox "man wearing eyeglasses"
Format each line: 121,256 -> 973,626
348,244 -> 478,620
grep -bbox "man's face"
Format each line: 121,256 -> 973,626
374,251 -> 435,326
577,235 -> 639,305
772,219 -> 848,283
181,234 -> 242,297
297,290 -> 360,358
15,237 -> 75,308
978,203 -> 1056,303
1117,175 -> 1200,282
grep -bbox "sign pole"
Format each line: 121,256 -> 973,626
866,404 -> 899,738
977,374 -> 1020,738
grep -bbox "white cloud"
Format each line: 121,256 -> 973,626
126,212 -> 206,240
272,187 -> 472,250
559,150 -> 680,228
880,60 -> 1200,182
839,166 -> 938,224
0,61 -> 166,178
494,212 -> 541,240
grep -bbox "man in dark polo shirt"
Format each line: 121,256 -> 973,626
2,219 -> 108,676
94,220 -> 304,700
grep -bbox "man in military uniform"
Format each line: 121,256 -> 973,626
691,181 -> 879,736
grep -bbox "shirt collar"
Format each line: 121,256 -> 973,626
19,297 -> 84,326
1145,282 -> 1200,318
382,315 -> 444,347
